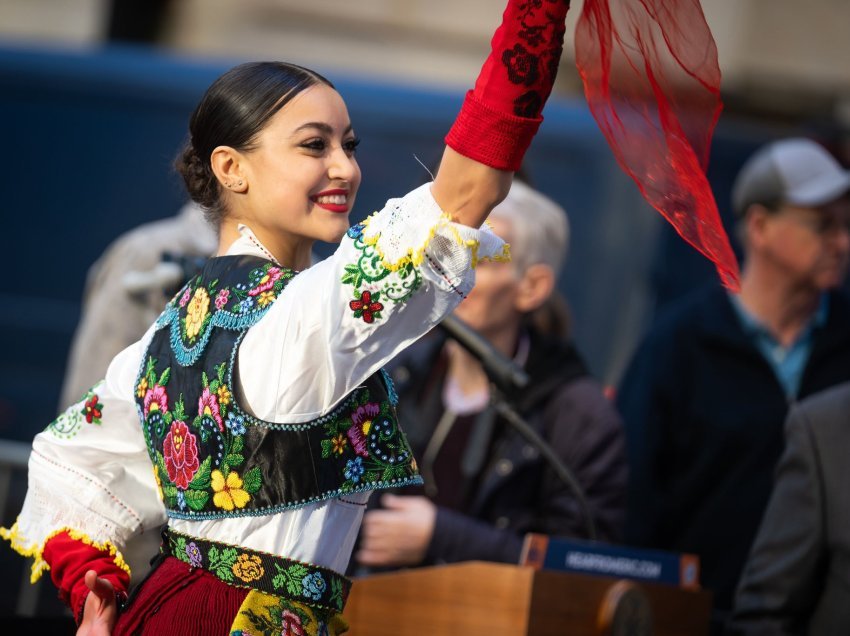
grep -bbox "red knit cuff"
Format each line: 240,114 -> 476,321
445,91 -> 542,171
42,531 -> 130,624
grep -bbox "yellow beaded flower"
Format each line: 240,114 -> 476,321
216,384 -> 232,407
331,434 -> 347,456
211,469 -> 250,511
185,288 -> 210,340
257,291 -> 276,308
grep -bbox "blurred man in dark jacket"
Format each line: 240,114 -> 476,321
730,382 -> 850,635
617,138 -> 850,630
354,180 -> 627,569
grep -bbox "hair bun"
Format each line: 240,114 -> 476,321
175,142 -> 218,213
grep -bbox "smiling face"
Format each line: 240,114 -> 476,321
223,84 -> 361,265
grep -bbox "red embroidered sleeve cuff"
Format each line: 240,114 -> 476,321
445,91 -> 542,171
42,531 -> 130,624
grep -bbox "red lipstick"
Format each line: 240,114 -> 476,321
311,189 -> 350,213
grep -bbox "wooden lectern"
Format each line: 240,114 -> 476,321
343,562 -> 711,635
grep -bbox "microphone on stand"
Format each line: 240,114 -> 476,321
438,314 -> 529,394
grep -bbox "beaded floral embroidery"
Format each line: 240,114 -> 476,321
159,260 -> 295,366
165,530 -> 350,616
320,395 -> 414,492
238,601 -> 326,636
141,355 -> 418,517
341,223 -> 422,324
231,591 -> 348,636
139,255 -> 421,520
139,358 -> 262,513
45,387 -> 104,439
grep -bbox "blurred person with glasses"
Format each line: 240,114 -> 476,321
617,138 -> 850,632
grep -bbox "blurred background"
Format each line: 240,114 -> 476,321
0,0 -> 848,623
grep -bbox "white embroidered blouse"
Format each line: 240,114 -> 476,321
2,183 -> 506,584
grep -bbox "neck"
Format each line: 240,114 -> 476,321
737,263 -> 823,347
445,343 -> 490,396
218,220 -> 313,271
444,325 -> 520,395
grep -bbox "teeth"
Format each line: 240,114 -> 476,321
316,195 -> 346,205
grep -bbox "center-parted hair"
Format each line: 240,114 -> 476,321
176,62 -> 334,225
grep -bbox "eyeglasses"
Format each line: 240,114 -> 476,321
781,205 -> 850,238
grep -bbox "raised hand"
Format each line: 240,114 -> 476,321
434,0 -> 572,229
445,0 -> 572,172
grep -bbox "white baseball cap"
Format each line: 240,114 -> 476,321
732,138 -> 850,217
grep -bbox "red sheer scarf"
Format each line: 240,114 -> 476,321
576,0 -> 740,290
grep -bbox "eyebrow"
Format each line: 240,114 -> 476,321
292,122 -> 353,136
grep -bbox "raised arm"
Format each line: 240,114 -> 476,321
1,340 -> 166,627
243,0 -> 573,417
432,0 -> 571,228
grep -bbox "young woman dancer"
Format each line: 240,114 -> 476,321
3,1 -> 572,633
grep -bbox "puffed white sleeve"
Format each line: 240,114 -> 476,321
0,332 -> 167,583
238,182 -> 508,419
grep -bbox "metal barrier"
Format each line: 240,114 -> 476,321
0,439 -> 42,617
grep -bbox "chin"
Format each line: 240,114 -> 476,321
318,220 -> 351,244
326,226 -> 350,244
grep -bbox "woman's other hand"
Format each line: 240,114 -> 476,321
76,570 -> 119,636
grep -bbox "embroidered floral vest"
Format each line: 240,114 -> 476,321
135,255 -> 421,520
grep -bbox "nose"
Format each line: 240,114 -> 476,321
329,146 -> 360,185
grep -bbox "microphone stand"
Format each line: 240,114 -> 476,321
439,315 -> 598,542
488,385 -> 597,541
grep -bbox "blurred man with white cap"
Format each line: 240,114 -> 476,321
732,137 -> 850,308
617,137 -> 850,632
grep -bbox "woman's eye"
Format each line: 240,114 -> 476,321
301,139 -> 327,152
343,137 -> 361,154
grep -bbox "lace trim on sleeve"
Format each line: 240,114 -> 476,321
358,183 -> 510,272
0,521 -> 131,583
0,449 -> 139,582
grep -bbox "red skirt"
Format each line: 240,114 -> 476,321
114,556 -> 248,636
